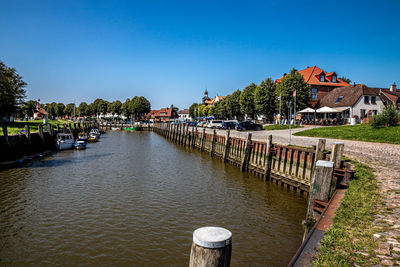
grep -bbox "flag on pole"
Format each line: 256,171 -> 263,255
293,90 -> 296,97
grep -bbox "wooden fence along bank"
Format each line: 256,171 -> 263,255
0,122 -> 95,163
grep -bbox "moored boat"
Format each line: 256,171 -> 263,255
56,133 -> 74,150
89,128 -> 101,138
123,126 -> 142,131
78,132 -> 88,142
111,127 -> 120,131
74,140 -> 87,150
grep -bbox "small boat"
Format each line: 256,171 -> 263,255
78,133 -> 88,142
111,127 -> 120,131
56,133 -> 74,150
123,126 -> 142,131
88,134 -> 99,142
89,128 -> 101,138
74,140 -> 87,150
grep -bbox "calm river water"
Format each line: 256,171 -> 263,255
0,131 -> 307,266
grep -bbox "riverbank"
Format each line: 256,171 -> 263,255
314,161 -> 382,266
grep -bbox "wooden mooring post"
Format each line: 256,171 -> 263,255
24,125 -> 30,140
38,124 -> 44,143
263,134 -> 273,180
189,226 -> 232,267
222,130 -> 230,162
200,128 -> 206,152
307,160 -> 335,219
240,133 -> 252,172
329,142 -> 344,197
2,126 -> 9,146
210,129 -> 217,156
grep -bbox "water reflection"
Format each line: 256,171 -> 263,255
0,131 -> 307,266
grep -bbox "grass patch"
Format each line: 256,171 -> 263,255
313,161 -> 382,266
294,124 -> 400,144
0,120 -> 70,135
263,124 -> 302,131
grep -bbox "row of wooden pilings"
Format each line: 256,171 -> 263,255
151,122 -> 354,266
0,122 -> 96,162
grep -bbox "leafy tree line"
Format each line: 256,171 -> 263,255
189,68 -> 310,121
26,96 -> 151,121
1,60 -> 151,121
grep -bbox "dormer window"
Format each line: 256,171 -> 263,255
335,96 -> 343,103
319,75 -> 325,82
332,76 -> 337,83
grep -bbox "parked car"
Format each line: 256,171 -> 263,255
198,121 -> 208,128
207,120 -> 223,129
236,121 -> 263,131
221,120 -> 238,130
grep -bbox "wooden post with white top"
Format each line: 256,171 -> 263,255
189,226 -> 232,267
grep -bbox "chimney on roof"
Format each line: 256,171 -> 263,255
390,82 -> 397,92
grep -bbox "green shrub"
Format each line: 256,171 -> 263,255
370,104 -> 399,128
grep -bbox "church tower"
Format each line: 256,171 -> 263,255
202,88 -> 211,104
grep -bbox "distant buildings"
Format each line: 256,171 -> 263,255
202,89 -> 225,106
178,109 -> 192,121
318,83 -> 399,123
146,107 -> 178,122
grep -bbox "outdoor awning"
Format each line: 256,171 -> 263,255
334,107 -> 350,112
316,106 -> 339,113
299,107 -> 316,113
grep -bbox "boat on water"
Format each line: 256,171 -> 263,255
111,127 -> 120,131
78,132 -> 88,142
74,140 -> 87,150
56,133 -> 74,150
89,128 -> 101,138
123,126 -> 142,131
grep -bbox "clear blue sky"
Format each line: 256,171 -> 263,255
1,0 -> 399,109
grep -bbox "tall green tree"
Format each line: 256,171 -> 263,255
110,100 -> 122,116
189,103 -> 199,119
276,68 -> 310,115
211,99 -> 229,119
254,78 -> 276,121
240,83 -> 257,119
64,103 -> 75,116
23,100 -> 37,117
226,89 -> 242,120
55,103 -> 65,117
121,98 -> 131,119
0,61 -> 27,118
78,102 -> 88,116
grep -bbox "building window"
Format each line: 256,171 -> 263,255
319,75 -> 325,82
373,110 -> 378,115
360,109 -> 366,118
364,96 -> 369,104
335,96 -> 343,103
332,76 -> 337,83
371,96 -> 376,104
311,88 -> 318,100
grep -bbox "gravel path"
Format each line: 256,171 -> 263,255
209,126 -> 400,265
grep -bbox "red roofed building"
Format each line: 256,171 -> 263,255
146,107 -> 178,122
276,66 -> 351,107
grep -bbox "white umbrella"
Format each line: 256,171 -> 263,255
299,107 -> 316,113
316,106 -> 339,113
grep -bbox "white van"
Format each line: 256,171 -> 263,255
207,120 -> 223,129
